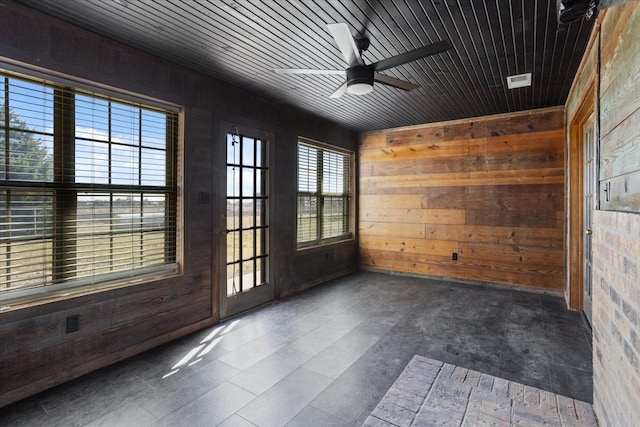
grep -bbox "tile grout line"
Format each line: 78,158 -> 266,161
307,404 -> 354,427
495,291 -> 513,374
412,361 -> 445,425
539,303 -> 556,393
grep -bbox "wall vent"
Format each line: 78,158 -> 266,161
506,73 -> 532,89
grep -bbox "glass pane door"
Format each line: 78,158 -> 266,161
582,112 -> 595,325
220,124 -> 273,318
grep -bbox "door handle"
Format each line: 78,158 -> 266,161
586,229 -> 592,235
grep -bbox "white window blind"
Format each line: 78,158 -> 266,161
297,140 -> 351,246
1,72 -> 178,298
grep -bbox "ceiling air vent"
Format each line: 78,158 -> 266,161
506,73 -> 532,89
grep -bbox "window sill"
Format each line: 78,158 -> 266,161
296,235 -> 355,252
0,264 -> 181,313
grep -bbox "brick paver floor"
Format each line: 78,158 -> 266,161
363,355 -> 597,427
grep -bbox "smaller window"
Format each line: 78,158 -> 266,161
297,139 -> 353,247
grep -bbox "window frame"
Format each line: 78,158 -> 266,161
296,137 -> 354,249
0,65 -> 182,303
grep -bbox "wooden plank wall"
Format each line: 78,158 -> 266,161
598,3 -> 640,213
0,2 -> 356,408
359,108 -> 565,290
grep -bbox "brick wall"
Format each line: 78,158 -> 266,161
566,2 -> 640,425
592,210 -> 640,425
589,2 -> 640,425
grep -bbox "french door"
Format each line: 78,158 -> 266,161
219,122 -> 274,318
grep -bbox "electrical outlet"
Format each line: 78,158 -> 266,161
198,191 -> 210,204
66,314 -> 80,333
452,252 -> 458,261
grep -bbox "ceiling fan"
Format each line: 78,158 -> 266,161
274,23 -> 451,98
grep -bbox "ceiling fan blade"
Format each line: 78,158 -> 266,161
373,40 -> 451,72
329,82 -> 348,98
327,23 -> 363,67
274,68 -> 345,75
374,73 -> 419,91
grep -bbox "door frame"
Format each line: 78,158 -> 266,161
217,120 -> 275,319
567,83 -> 596,311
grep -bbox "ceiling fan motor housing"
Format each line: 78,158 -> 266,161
346,65 -> 374,95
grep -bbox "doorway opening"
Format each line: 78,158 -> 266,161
567,83 -> 596,325
219,123 -> 274,319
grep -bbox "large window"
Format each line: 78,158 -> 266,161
297,139 -> 352,247
1,71 -> 179,299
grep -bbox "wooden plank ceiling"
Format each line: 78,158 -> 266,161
15,0 -> 595,132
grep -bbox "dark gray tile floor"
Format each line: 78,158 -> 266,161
0,271 -> 593,426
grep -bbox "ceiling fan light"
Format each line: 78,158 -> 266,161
347,81 -> 374,95
346,65 -> 374,96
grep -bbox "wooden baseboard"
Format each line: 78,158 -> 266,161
359,266 -> 564,297
278,268 -> 358,299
